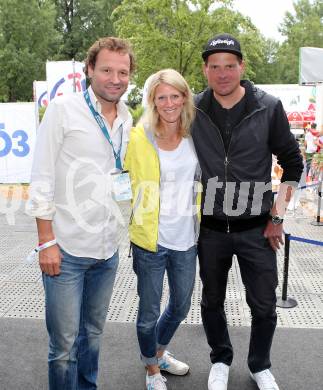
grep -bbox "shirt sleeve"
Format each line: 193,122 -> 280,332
268,100 -> 304,185
25,100 -> 64,220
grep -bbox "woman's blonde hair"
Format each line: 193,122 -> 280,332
141,69 -> 195,137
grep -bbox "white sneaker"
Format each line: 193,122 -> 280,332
158,350 -> 189,375
250,369 -> 280,390
146,373 -> 167,390
208,362 -> 230,390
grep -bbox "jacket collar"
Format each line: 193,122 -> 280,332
87,86 -> 130,124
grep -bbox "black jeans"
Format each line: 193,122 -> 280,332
198,224 -> 278,373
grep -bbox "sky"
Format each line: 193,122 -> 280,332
233,0 -> 296,41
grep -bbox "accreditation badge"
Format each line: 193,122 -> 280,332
111,170 -> 132,202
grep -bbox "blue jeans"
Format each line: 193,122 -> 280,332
132,243 -> 197,366
42,248 -> 119,390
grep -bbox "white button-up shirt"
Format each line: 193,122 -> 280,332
26,87 -> 132,259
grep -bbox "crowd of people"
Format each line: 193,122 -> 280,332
272,121 -> 323,210
26,34 -> 304,390
303,122 -> 323,181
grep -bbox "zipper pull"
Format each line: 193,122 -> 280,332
224,156 -> 229,166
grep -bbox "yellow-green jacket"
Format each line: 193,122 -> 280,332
124,123 -> 202,252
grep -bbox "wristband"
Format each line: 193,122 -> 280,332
26,239 -> 57,263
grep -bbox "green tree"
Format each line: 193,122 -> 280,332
0,0 -> 59,101
252,38 -> 282,84
113,0 -> 266,92
54,0 -> 122,60
276,0 -> 323,83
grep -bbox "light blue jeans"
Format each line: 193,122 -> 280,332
132,243 -> 197,366
42,248 -> 119,390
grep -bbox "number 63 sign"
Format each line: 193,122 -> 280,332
0,123 -> 30,157
0,102 -> 36,183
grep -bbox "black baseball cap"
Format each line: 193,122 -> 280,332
202,33 -> 243,61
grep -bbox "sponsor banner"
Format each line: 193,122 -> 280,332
0,103 -> 36,183
257,84 -> 316,124
299,47 -> 323,85
46,60 -> 87,101
33,80 -> 48,128
33,80 -> 48,108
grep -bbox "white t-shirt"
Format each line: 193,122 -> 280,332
157,138 -> 198,251
305,131 -> 317,153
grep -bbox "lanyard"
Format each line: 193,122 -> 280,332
84,90 -> 123,170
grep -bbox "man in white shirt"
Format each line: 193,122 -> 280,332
26,37 -> 134,390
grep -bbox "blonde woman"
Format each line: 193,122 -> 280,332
124,69 -> 201,390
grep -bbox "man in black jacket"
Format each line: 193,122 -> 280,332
191,33 -> 303,390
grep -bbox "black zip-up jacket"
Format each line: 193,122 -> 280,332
191,80 -> 303,233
